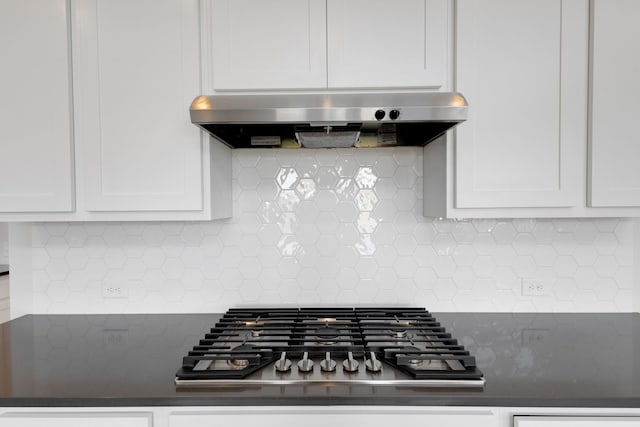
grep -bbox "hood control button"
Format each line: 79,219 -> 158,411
374,109 -> 386,120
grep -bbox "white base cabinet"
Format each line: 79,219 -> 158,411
515,416 -> 640,427
0,413 -> 151,427
3,407 -> 640,427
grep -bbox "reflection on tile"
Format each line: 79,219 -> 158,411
24,147 -> 637,314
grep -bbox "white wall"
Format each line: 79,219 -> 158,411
0,222 -> 8,264
10,148 -> 637,314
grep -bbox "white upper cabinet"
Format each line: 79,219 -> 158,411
209,0 -> 327,90
588,0 -> 640,207
72,0 -> 204,212
0,0 -> 74,213
454,0 -> 587,209
326,0 -> 448,89
208,0 -> 450,91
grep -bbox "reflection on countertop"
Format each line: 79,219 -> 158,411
0,312 -> 639,407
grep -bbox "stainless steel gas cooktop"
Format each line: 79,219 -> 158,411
175,307 -> 485,388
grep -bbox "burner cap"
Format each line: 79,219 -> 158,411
226,344 -> 255,369
315,326 -> 340,341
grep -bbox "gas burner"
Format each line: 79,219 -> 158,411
389,329 -> 408,339
176,307 -> 485,388
226,344 -> 255,369
315,324 -> 340,343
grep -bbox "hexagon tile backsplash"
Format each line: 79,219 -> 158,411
29,148 -> 636,313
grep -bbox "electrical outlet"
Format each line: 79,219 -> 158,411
102,282 -> 128,299
521,278 -> 547,296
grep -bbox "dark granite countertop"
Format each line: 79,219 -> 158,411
1,312 -> 639,407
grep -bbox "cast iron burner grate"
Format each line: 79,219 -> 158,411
175,307 -> 485,388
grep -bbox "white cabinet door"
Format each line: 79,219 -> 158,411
72,0 -> 204,212
209,0 -> 327,90
0,0 -> 74,213
454,0 -> 587,208
170,408 -> 497,427
327,0 -> 449,89
0,412 -> 151,427
588,0 -> 640,207
515,416 -> 640,427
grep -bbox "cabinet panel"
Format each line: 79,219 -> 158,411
588,0 -> 640,207
0,413 -> 151,427
515,416 -> 640,427
72,0 -> 203,212
210,0 -> 327,90
455,0 -> 587,208
327,0 -> 448,89
0,0 -> 74,213
170,409 -> 497,427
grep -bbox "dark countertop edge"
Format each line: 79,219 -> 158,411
3,397 -> 640,408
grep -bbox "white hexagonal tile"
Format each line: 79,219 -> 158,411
66,248 -> 89,270
275,212 -> 297,235
45,259 -> 70,281
334,157 -> 359,177
237,168 -> 260,190
316,211 -> 339,234
532,245 -> 557,267
554,278 -> 578,301
355,167 -> 378,189
354,234 -> 376,256
432,233 -> 455,255
513,233 -> 536,255
594,233 -> 618,255
45,223 -> 69,236
240,257 -> 262,279
452,244 -> 477,266
295,178 -> 317,200
141,225 -> 165,247
317,234 -> 340,257
472,219 -> 497,233
334,178 -> 358,201
64,226 -> 88,247
257,201 -> 281,224
355,257 -> 378,279
574,222 -> 598,243
373,267 -> 397,290
394,233 -> 417,256
433,256 -> 456,277
296,155 -> 319,178
256,156 -> 280,178
373,156 -> 398,178
162,258 -> 186,280
276,190 -> 300,212
492,222 -> 517,244
45,237 -> 68,259
356,212 -> 378,234
104,248 -> 127,269
413,245 -> 437,267
392,189 -> 417,212
354,189 -> 378,211
493,266 -> 518,289
276,167 -> 299,189
572,245 -> 598,266
393,149 -> 417,166
434,278 -> 456,300
316,150 -> 338,167
393,256 -> 418,279
392,166 -> 417,188
337,268 -> 358,290
315,190 -> 339,211
123,258 -> 146,280
593,278 -> 617,301
372,222 -> 396,245
66,270 -> 90,292
472,255 -> 496,278
297,267 -> 321,290
336,223 -> 359,246
373,245 -> 398,268
594,255 -> 618,277
181,224 -> 204,246
297,200 -> 320,224
574,267 -> 599,290
512,256 -> 537,277
32,247 -> 50,269
316,166 -> 339,189
371,199 -> 398,222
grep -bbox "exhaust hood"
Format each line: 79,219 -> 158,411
190,92 -> 467,149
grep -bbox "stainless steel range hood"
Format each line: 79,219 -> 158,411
190,92 -> 467,149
